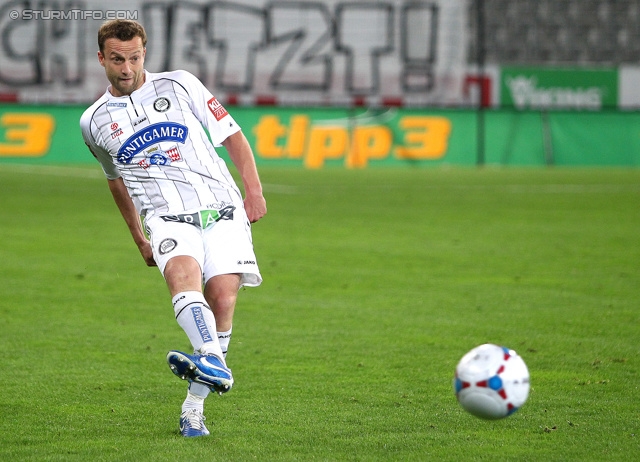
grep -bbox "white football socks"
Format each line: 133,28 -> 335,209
172,291 -> 224,360
182,388 -> 207,413
175,293 -> 235,411
217,328 -> 232,358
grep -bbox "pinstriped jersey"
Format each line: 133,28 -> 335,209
80,70 -> 242,219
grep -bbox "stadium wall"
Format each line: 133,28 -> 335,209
1,104 -> 638,167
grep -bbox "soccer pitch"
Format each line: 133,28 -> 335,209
0,164 -> 638,460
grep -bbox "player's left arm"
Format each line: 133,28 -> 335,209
222,131 -> 267,223
177,71 -> 266,221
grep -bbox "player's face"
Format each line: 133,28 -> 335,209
98,37 -> 146,97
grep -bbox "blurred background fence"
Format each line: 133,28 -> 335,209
1,0 -> 639,166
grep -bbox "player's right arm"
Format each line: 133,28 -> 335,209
107,177 -> 156,267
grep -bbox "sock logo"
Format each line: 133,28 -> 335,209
191,306 -> 213,343
172,294 -> 186,308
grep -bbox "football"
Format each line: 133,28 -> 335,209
453,343 -> 530,420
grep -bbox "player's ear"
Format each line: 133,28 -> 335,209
98,51 -> 105,67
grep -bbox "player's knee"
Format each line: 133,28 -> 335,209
210,292 -> 237,313
164,256 -> 202,289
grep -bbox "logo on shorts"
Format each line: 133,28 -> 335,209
159,238 -> 177,255
237,260 -> 256,265
159,205 -> 235,229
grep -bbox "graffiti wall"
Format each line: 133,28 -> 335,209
0,0 -> 473,106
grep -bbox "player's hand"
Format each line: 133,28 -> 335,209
244,193 -> 267,223
138,240 -> 157,266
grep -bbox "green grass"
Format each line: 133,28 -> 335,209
0,164 -> 638,461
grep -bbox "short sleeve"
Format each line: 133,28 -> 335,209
80,108 -> 121,180
176,70 -> 241,147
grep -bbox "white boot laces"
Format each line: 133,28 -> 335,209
182,408 -> 206,430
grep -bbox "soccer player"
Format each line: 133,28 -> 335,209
80,19 -> 266,437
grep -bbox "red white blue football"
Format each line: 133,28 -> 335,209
454,344 -> 530,419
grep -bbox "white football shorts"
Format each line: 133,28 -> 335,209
144,207 -> 262,288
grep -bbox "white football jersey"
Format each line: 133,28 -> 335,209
80,70 -> 243,219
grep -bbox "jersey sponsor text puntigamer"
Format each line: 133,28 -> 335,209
80,70 -> 241,219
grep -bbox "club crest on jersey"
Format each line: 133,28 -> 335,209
117,122 -> 188,164
153,97 -> 171,112
207,97 -> 229,121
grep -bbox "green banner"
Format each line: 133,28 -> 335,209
0,105 -> 89,164
501,67 -> 618,110
1,104 -> 638,167
0,105 -> 479,167
232,107 -> 476,167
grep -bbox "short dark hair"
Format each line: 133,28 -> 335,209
98,20 -> 147,53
